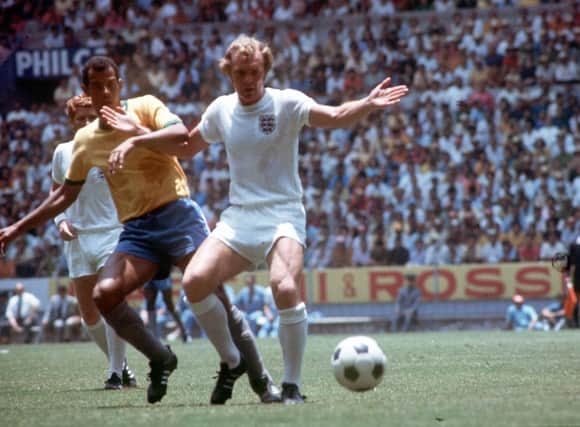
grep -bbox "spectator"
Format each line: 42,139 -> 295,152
258,286 -> 278,338
480,228 -> 503,263
390,273 -> 421,332
505,294 -> 541,331
329,234 -> 352,268
501,238 -> 518,262
351,225 -> 372,266
518,230 -> 541,261
408,239 -> 427,265
425,233 -> 451,265
42,284 -> 81,342
234,274 -> 270,337
540,293 -> 566,331
539,231 -> 567,261
388,234 -> 410,265
53,79 -> 75,107
5,282 -> 40,343
370,236 -> 390,266
0,290 -> 10,344
306,236 -> 332,269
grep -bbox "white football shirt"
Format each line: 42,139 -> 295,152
51,141 -> 121,232
199,88 -> 315,206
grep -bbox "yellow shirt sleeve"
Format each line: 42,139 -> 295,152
131,95 -> 182,131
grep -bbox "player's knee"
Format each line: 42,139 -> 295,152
93,280 -> 121,312
271,275 -> 299,304
183,270 -> 215,302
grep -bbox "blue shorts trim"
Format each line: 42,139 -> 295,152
114,198 -> 209,278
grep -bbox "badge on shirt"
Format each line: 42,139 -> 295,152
259,114 -> 276,135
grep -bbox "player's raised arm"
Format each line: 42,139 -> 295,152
107,123 -> 191,174
0,183 -> 82,256
186,125 -> 210,157
309,77 -> 409,129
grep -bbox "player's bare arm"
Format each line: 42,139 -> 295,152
109,122 -> 210,174
107,122 -> 189,174
50,181 -> 78,241
309,77 -> 409,128
0,183 -> 82,255
186,126 -> 210,157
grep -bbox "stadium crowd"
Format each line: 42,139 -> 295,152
0,1 -> 579,278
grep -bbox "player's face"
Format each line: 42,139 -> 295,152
230,51 -> 265,105
83,65 -> 122,119
71,106 -> 97,132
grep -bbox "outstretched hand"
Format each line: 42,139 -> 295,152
0,225 -> 18,257
100,106 -> 141,135
367,77 -> 409,108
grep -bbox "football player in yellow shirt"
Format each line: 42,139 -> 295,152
0,56 -> 279,405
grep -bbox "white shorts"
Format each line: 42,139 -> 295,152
211,201 -> 306,266
64,228 -> 122,278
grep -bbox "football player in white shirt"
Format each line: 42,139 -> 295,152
107,35 -> 408,404
51,95 -> 137,390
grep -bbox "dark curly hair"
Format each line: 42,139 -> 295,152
81,56 -> 119,87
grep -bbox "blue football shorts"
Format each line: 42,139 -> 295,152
115,198 -> 210,278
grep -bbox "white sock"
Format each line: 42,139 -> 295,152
105,321 -> 126,376
278,302 -> 308,386
84,318 -> 109,359
191,294 -> 240,369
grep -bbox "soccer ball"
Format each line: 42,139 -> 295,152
331,336 -> 387,392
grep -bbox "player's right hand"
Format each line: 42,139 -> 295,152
108,139 -> 136,175
0,225 -> 19,257
100,106 -> 140,135
58,220 -> 77,241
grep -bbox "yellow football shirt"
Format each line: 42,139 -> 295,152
65,95 -> 190,223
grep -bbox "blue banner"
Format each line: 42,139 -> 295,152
14,47 -> 107,79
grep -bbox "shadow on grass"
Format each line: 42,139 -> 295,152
96,401 -> 288,409
55,387 -> 143,393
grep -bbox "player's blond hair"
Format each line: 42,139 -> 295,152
219,35 -> 273,77
65,95 -> 93,122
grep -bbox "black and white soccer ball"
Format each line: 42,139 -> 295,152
331,336 -> 387,392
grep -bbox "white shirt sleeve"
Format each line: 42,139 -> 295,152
282,89 -> 316,128
27,293 -> 40,311
5,297 -> 15,319
51,144 -> 66,184
198,98 -> 223,144
51,144 -> 68,226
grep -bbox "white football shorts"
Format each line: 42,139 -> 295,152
211,201 -> 306,266
64,227 -> 122,278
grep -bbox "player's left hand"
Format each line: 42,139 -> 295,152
108,139 -> 136,175
0,225 -> 19,257
367,77 -> 409,108
100,106 -> 141,135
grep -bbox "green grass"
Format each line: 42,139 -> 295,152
1,331 -> 578,427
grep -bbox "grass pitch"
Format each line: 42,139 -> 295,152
1,331 -> 578,427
